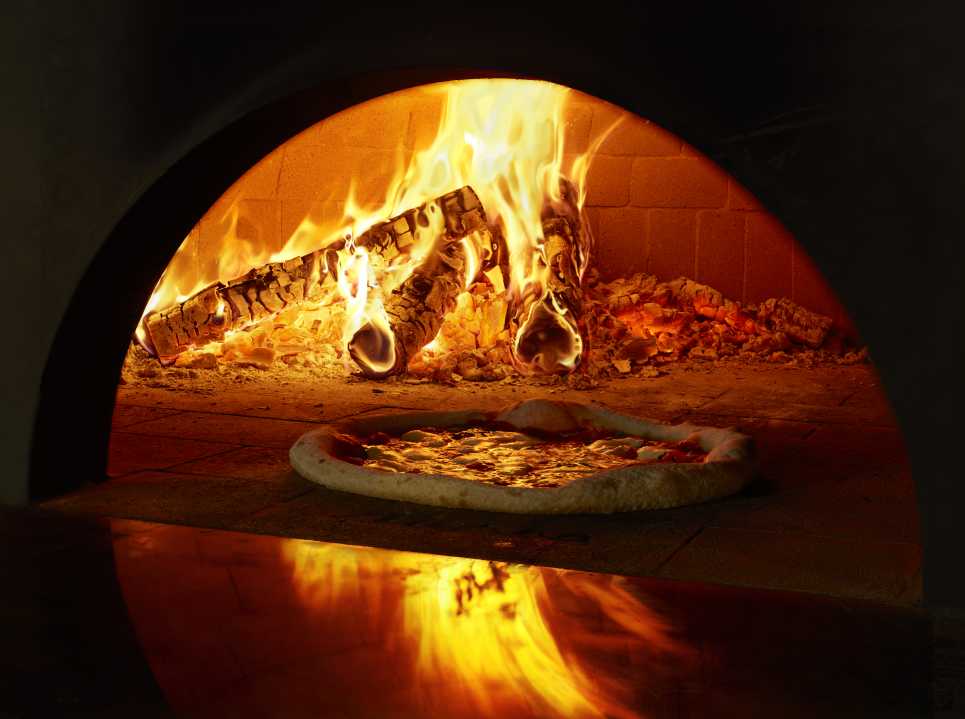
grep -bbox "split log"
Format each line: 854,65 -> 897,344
348,238 -> 468,378
142,186 -> 487,360
143,249 -> 329,361
511,179 -> 591,374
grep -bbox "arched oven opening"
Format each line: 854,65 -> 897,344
35,76 -> 916,606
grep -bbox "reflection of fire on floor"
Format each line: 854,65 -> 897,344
107,520 -> 931,719
283,540 -> 688,718
46,362 -> 921,606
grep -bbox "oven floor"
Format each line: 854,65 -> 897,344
45,362 -> 920,605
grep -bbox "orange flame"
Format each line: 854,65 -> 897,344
283,539 -> 686,718
138,80 -> 619,371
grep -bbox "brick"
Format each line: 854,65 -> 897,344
745,211 -> 793,303
593,207 -> 649,280
406,88 -> 444,151
198,199 -> 282,277
793,245 -> 845,320
280,198 -> 345,251
590,102 -> 680,156
297,93 -> 411,150
235,199 -> 282,254
649,209 -> 697,280
728,179 -> 763,210
630,157 -> 727,208
160,223 -> 203,297
277,143 -> 407,207
583,154 -> 632,206
217,146 -> 283,200
697,210 -> 746,301
562,102 -> 593,154
197,208 -> 234,280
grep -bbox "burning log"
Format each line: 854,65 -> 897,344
143,250 -> 330,360
349,238 -> 470,378
142,186 -> 489,361
511,180 -> 591,374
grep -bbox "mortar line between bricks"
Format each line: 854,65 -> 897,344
652,525 -> 705,576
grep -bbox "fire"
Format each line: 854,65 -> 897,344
137,79 -> 619,375
283,539 -> 686,718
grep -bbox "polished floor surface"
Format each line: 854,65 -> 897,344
2,508 -> 932,718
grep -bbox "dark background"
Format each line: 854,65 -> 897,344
3,3 -> 963,608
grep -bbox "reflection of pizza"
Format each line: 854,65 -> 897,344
290,399 -> 756,514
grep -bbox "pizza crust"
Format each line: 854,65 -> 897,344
289,399 -> 756,514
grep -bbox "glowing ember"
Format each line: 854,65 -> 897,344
283,540 -> 686,718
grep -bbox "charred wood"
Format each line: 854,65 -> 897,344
349,239 -> 468,378
142,186 -> 487,360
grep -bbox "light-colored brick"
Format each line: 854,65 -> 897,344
630,157 -> 728,208
562,102 -> 593,154
197,199 -> 282,280
583,155 -> 632,207
593,207 -> 649,280
591,102 -> 681,157
277,143 -> 408,208
226,147 -> 283,200
649,209 -> 697,280
280,198 -> 346,253
697,210 -> 746,301
406,88 -> 444,151
297,93 -> 411,150
235,199 -> 282,254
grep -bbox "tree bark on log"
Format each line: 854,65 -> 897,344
142,186 -> 487,360
511,179 -> 592,374
348,239 -> 468,378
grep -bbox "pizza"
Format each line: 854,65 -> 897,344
353,427 -> 708,489
290,399 -> 756,514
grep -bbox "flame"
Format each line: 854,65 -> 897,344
283,539 -> 686,718
137,80 -> 618,371
461,234 -> 481,289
